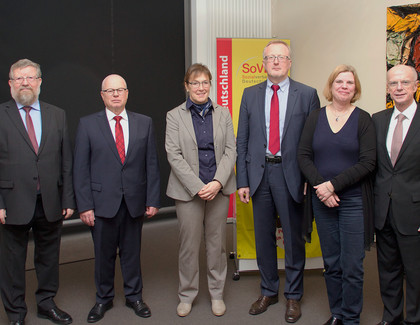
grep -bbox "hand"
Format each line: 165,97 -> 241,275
80,209 -> 95,226
238,187 -> 250,204
0,209 -> 6,224
145,206 -> 158,218
62,208 -> 74,220
323,193 -> 340,208
314,181 -> 334,202
198,181 -> 222,201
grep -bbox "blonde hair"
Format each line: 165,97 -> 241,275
323,64 -> 361,103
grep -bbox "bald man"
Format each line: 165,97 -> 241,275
73,74 -> 160,323
373,64 -> 420,325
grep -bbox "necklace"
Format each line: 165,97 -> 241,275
330,105 -> 351,122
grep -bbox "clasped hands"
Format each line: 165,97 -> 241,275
314,181 -> 340,208
198,180 -> 222,201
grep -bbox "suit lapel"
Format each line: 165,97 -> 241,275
258,81 -> 267,139
126,110 -> 138,163
397,104 -> 420,164
179,104 -> 197,145
5,100 -> 37,154
379,108 -> 393,167
96,110 -> 122,164
283,79 -> 298,142
38,101 -> 50,155
212,104 -> 221,141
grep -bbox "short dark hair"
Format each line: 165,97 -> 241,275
184,63 -> 212,84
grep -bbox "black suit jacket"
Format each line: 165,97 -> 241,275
0,100 -> 75,225
73,110 -> 160,218
373,103 -> 420,235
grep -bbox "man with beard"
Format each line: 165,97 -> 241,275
0,59 -> 75,325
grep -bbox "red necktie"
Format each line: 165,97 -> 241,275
114,116 -> 125,164
390,113 -> 406,166
269,84 -> 280,155
23,106 -> 39,154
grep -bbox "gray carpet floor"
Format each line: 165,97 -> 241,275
0,218 -> 383,325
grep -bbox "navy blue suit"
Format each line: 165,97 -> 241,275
73,109 -> 160,303
236,79 -> 319,299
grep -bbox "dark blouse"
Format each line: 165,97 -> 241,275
298,106 -> 376,249
313,108 -> 361,197
187,97 -> 216,184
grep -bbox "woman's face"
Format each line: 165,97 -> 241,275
331,71 -> 356,104
185,73 -> 211,104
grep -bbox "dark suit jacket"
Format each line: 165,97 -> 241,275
236,79 -> 320,203
373,104 -> 420,235
73,109 -> 160,218
0,100 -> 75,225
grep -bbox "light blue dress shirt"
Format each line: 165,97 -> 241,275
265,77 -> 289,156
17,100 -> 42,146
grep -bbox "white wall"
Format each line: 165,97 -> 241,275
271,0 -> 418,114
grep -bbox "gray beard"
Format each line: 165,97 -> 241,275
16,91 -> 37,106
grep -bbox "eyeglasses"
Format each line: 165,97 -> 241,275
188,81 -> 211,89
263,55 -> 291,63
10,76 -> 40,84
388,80 -> 416,89
102,88 -> 128,95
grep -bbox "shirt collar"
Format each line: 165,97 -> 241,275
106,108 -> 128,121
186,97 -> 213,111
16,100 -> 41,111
267,77 -> 290,92
391,100 -> 417,121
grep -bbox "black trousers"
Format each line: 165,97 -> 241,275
91,198 -> 144,304
0,195 -> 62,321
376,207 -> 420,324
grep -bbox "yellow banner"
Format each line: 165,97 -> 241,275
217,38 -> 322,260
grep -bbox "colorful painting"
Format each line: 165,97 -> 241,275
387,3 -> 420,108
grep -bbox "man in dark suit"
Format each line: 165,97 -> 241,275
73,74 -> 160,323
373,64 -> 420,325
0,59 -> 75,325
236,40 -> 320,323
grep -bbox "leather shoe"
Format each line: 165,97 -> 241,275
285,299 -> 301,323
211,300 -> 226,316
10,321 -> 24,325
177,302 -> 192,317
87,301 -> 113,323
376,322 -> 401,325
324,316 -> 343,325
37,306 -> 72,324
125,299 -> 151,318
249,295 -> 278,315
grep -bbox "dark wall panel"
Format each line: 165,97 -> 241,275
0,1 -> 185,210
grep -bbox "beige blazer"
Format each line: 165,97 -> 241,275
165,101 -> 236,201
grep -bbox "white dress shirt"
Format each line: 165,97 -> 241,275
386,100 -> 417,158
106,108 -> 129,155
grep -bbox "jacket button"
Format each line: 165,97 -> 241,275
261,165 -> 264,168
264,144 -> 267,148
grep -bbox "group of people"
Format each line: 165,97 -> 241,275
0,39 -> 418,325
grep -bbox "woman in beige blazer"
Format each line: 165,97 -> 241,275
165,63 -> 236,318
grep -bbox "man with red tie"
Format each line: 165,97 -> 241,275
73,74 -> 160,323
236,40 -> 320,322
0,59 -> 75,325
